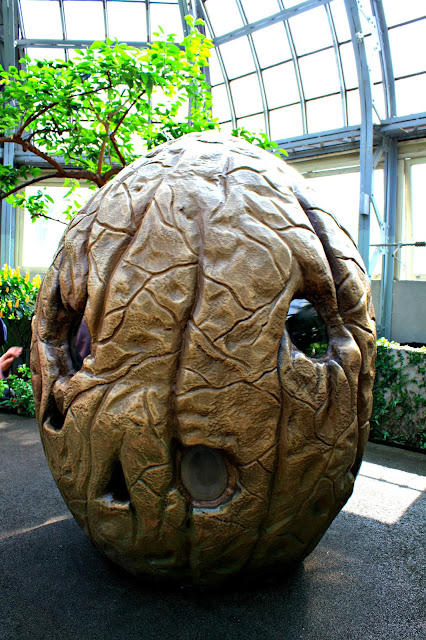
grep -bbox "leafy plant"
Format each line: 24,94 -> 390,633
0,364 -> 35,416
232,127 -> 288,158
0,264 -> 41,369
0,16 -> 217,222
0,263 -> 40,321
371,338 -> 426,450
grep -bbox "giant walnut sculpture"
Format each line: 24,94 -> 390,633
31,132 -> 376,585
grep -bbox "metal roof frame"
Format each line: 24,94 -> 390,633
2,0 -> 426,338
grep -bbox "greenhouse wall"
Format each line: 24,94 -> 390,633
371,280 -> 426,345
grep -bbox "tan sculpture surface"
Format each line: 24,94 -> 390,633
31,132 -> 376,585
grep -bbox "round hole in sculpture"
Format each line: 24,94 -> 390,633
286,299 -> 328,359
181,446 -> 228,502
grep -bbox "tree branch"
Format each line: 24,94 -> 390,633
0,173 -> 59,200
109,134 -> 126,166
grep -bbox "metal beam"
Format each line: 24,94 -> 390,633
379,137 -> 398,338
212,0 -> 332,47
344,0 -> 374,272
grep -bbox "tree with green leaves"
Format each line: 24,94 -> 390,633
0,17 -> 217,222
0,16 -> 287,225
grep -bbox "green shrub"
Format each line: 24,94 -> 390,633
0,365 -> 35,416
371,338 -> 426,450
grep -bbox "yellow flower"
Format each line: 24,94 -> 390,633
15,299 -> 19,308
24,271 -> 30,284
14,267 -> 20,278
0,310 -> 3,318
7,300 -> 12,309
32,274 -> 41,288
3,263 -> 8,274
8,267 -> 12,277
5,287 -> 9,293
25,295 -> 29,303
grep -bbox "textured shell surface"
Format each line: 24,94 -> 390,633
31,131 -> 376,585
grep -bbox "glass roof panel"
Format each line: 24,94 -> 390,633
63,1 -> 106,40
329,0 -> 351,42
211,84 -> 232,122
251,23 -> 291,68
306,94 -> 343,133
347,88 -> 361,125
217,38 -> 256,79
389,20 -> 426,78
339,41 -> 358,90
262,62 -> 300,109
288,6 -> 334,56
395,75 -> 426,116
20,0 -> 63,39
208,49 -> 224,87
239,0 -> 279,23
25,47 -> 66,62
108,1 -> 147,42
230,74 -> 263,118
203,0 -> 244,37
270,104 -> 303,139
150,3 -> 183,40
298,49 -> 341,100
382,0 -> 426,28
237,113 -> 266,134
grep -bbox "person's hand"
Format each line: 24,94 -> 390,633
0,347 -> 23,376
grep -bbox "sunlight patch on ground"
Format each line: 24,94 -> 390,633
343,461 -> 426,524
0,514 -> 72,541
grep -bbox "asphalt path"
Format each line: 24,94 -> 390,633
1,414 -> 425,640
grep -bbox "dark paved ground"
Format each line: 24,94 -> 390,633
1,413 -> 425,640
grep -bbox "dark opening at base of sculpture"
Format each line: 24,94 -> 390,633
31,131 -> 376,586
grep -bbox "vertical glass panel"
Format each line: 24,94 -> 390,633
25,47 -> 66,62
20,0 -> 63,39
107,1 -> 147,42
382,0 -> 426,28
340,42 -> 358,90
262,63 -> 300,109
212,84 -> 232,122
304,171 -> 360,243
218,38 -> 256,79
252,23 -> 291,68
63,1 -> 106,40
288,7 -> 333,55
306,94 -> 343,133
236,113 -> 266,134
347,88 -> 361,124
204,0 -> 244,36
409,162 -> 426,276
230,74 -> 263,117
150,3 -> 183,41
270,104 -> 303,139
240,0 -> 279,23
298,49 -> 341,99
208,49 -> 225,86
389,21 -> 426,78
330,0 -> 352,42
395,75 -> 426,116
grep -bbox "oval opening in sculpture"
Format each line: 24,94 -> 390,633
286,299 -> 328,359
181,446 -> 228,503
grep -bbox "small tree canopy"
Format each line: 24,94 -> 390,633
0,17 -> 217,222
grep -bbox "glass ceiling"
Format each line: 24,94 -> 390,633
12,0 -> 426,143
